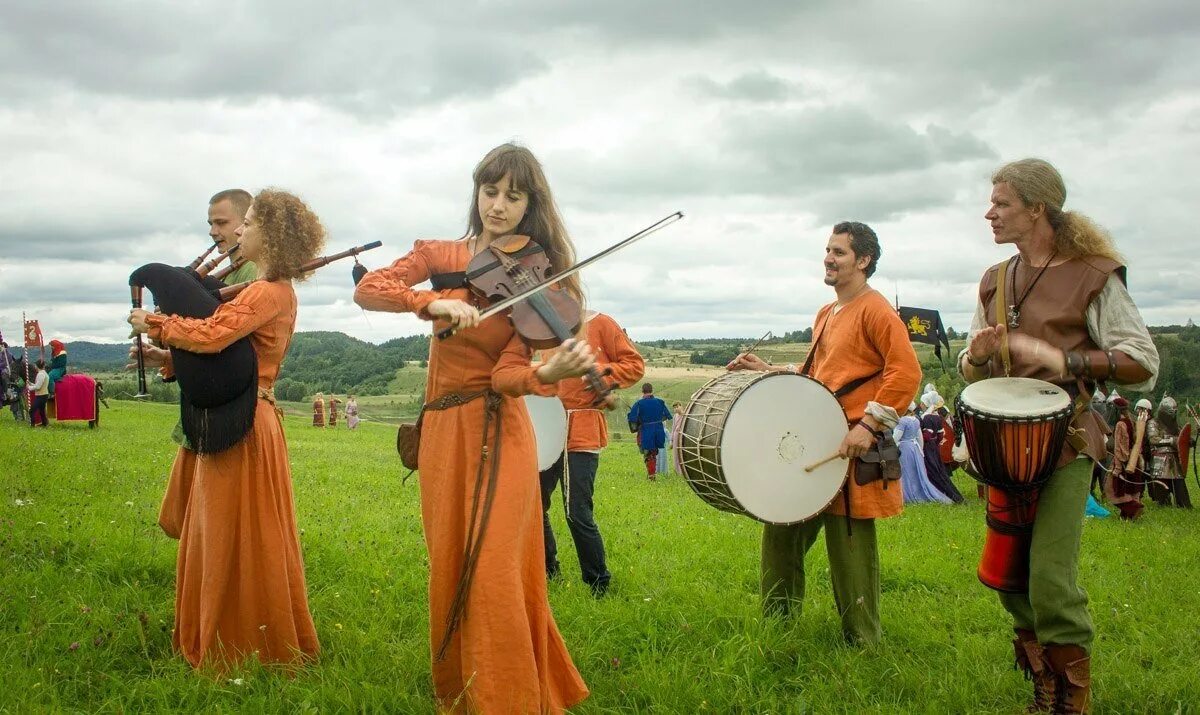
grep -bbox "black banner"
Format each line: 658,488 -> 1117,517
898,306 -> 950,362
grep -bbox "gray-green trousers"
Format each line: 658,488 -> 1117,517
761,512 -> 880,645
997,458 -> 1095,652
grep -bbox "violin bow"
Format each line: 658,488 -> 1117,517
436,212 -> 684,340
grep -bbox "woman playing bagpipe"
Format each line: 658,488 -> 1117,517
128,189 -> 323,670
354,143 -> 594,713
961,159 -> 1159,712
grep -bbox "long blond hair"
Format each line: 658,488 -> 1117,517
466,144 -> 585,311
991,158 -> 1123,263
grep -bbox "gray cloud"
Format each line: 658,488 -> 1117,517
1,1 -> 1197,345
686,71 -> 801,103
0,3 -> 547,113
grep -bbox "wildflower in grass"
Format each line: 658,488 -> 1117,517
68,642 -> 80,651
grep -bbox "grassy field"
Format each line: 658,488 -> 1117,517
2,403 -> 1199,713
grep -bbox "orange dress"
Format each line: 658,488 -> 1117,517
355,239 -> 589,713
145,280 -> 319,669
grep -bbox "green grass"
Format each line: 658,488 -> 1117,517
2,404 -> 1199,713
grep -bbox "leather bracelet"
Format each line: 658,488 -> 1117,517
853,422 -> 879,437
1105,351 -> 1117,379
966,351 -> 991,367
1065,351 -> 1084,376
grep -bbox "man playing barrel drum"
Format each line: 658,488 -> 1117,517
961,158 -> 1158,713
728,221 -> 921,646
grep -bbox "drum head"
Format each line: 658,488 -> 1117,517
959,377 -> 1070,417
721,374 -> 849,524
524,395 -> 567,471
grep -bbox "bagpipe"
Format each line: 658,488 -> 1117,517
129,240 -> 382,454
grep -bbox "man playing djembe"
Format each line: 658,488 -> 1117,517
961,158 -> 1158,713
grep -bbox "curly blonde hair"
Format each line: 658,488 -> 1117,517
252,189 -> 327,281
991,158 -> 1123,263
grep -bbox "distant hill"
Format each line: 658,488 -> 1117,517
14,321 -> 1196,405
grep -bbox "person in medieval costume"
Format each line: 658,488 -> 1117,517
46,339 -> 68,397
920,407 -> 965,504
312,393 -> 325,428
961,158 -> 1159,713
1103,397 -> 1146,520
896,402 -> 951,504
345,395 -> 360,430
328,394 -> 340,427
627,382 -> 672,480
1146,396 -> 1192,508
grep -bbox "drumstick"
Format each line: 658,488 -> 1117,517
804,451 -> 845,472
743,330 -> 772,356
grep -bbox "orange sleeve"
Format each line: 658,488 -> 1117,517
147,281 -> 280,354
493,331 -> 557,398
597,315 -> 645,388
159,351 -> 175,380
353,240 -> 441,319
863,299 -> 922,414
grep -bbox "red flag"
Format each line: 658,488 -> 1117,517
24,320 -> 42,348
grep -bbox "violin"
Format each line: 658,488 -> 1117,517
463,235 -> 616,406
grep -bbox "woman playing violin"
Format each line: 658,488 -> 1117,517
354,143 -> 593,713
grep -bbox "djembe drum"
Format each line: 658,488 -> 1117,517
677,371 -> 848,525
956,377 -> 1074,592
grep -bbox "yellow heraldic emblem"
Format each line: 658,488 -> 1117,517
907,314 -> 931,337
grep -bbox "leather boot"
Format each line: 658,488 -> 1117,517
1012,628 -> 1055,712
1044,643 -> 1091,714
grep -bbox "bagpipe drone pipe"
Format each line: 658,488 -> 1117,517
128,240 -> 383,454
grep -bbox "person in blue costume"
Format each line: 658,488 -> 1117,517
627,382 -> 671,480
894,403 -> 951,504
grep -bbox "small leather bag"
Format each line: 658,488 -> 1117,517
396,411 -> 424,471
854,428 -> 902,486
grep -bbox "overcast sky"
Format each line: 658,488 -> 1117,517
2,1 -> 1197,346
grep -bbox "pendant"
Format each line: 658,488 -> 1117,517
1007,305 -> 1020,329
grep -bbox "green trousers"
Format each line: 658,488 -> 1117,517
761,512 -> 880,645
997,458 -> 1095,652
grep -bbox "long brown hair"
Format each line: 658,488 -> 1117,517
991,158 -> 1123,263
466,144 -> 585,310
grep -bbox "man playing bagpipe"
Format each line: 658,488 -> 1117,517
961,158 -> 1158,712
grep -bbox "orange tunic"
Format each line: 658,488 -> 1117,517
544,312 -> 645,452
145,280 -> 319,669
807,289 -> 922,520
355,239 -> 589,713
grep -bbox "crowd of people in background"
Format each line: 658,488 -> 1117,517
311,393 -> 359,429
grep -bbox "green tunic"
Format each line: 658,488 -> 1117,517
223,260 -> 259,286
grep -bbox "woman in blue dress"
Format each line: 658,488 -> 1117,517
895,404 -> 952,504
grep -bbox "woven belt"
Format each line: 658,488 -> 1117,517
423,388 -> 490,413
433,388 -> 504,661
258,386 -> 283,421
